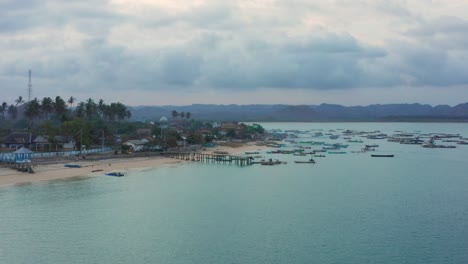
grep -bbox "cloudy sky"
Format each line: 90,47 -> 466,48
1,0 -> 467,106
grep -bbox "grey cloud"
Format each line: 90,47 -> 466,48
195,33 -> 390,90
160,52 -> 203,86
391,44 -> 468,87
0,0 -> 124,33
1,0 -> 468,102
406,16 -> 468,50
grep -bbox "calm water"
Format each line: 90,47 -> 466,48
1,123 -> 468,264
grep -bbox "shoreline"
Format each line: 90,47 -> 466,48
0,142 -> 267,188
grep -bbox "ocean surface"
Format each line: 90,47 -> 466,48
1,122 -> 468,264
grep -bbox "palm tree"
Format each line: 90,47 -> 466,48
85,98 -> 96,119
97,99 -> 105,117
54,96 -> 67,117
115,102 -> 128,120
0,102 -> 7,118
67,96 -> 75,108
171,110 -> 179,119
186,112 -> 191,120
7,104 -> 18,119
75,102 -> 85,118
15,96 -> 24,106
41,97 -> 54,120
24,98 -> 41,125
180,112 -> 185,119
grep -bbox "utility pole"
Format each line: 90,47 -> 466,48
28,70 -> 32,102
101,130 -> 105,150
80,128 -> 83,156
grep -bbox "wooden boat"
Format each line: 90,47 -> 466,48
371,154 -> 394,157
245,151 -> 260,154
294,158 -> 315,164
293,153 -> 307,156
260,159 -> 286,165
328,151 -> 347,154
105,172 -> 125,177
347,140 -> 364,143
64,164 -> 81,168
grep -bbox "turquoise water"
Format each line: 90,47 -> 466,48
1,123 -> 468,264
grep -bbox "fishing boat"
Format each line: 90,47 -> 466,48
371,154 -> 394,158
293,153 -> 307,156
105,171 -> 125,177
313,155 -> 326,158
294,158 -> 315,164
245,151 -> 260,154
328,151 -> 347,154
64,164 -> 81,168
259,159 -> 285,165
347,140 -> 364,143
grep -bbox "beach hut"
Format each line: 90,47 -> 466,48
14,147 -> 33,163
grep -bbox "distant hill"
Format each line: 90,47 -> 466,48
129,103 -> 468,122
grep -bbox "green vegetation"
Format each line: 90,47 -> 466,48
0,98 -> 265,153
0,96 -> 132,150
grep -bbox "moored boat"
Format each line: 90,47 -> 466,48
294,158 -> 315,164
371,154 -> 394,157
105,171 -> 125,177
64,164 -> 81,168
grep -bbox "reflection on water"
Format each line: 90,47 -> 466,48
1,123 -> 468,264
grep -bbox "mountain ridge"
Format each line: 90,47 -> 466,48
129,103 -> 468,122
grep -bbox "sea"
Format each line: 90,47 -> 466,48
1,122 -> 468,264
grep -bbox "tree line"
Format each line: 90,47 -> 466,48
171,110 -> 191,120
1,96 -> 131,123
0,95 -> 133,150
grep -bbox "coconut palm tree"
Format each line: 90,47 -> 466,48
97,99 -> 105,117
7,104 -> 18,119
54,96 -> 67,117
75,102 -> 85,118
24,98 -> 41,125
186,112 -> 191,120
0,102 -> 7,119
171,110 -> 178,119
85,98 -> 96,119
67,96 -> 75,108
15,96 -> 24,106
41,97 -> 54,120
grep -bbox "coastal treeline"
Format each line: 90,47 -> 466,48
0,96 -> 132,150
0,96 -> 265,152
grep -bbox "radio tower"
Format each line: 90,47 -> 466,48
28,70 -> 32,102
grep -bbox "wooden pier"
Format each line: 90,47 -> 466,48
163,152 -> 253,166
0,161 -> 35,173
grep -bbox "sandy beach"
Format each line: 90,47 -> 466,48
0,142 -> 267,187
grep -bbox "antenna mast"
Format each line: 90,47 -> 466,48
28,70 -> 32,102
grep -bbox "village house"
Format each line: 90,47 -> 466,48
3,132 -> 33,150
54,136 -> 76,150
136,128 -> 152,137
32,135 -> 51,152
123,138 -> 150,152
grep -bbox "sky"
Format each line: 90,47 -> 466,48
1,0 -> 468,106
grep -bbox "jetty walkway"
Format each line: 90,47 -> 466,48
163,152 -> 253,166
